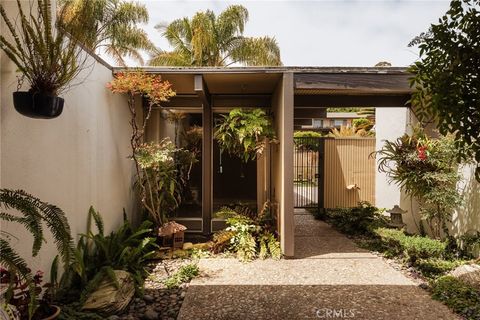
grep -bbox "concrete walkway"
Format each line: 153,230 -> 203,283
178,210 -> 458,320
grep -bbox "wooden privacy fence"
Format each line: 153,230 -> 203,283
293,137 -> 376,209
323,138 -> 376,208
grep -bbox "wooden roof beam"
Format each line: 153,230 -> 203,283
194,74 -> 211,108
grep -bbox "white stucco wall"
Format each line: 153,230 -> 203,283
375,107 -> 410,210
1,0 -> 135,273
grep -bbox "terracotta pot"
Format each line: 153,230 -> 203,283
40,305 -> 61,320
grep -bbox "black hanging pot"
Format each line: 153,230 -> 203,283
13,91 -> 64,119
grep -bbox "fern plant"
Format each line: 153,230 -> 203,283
226,215 -> 259,262
214,108 -> 277,162
0,189 -> 74,318
58,207 -> 157,303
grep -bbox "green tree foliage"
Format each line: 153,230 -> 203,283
135,139 -> 196,226
374,128 -> 465,238
408,0 -> 480,181
215,108 -> 277,162
59,0 -> 155,65
149,5 -> 281,66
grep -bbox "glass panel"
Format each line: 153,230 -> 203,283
159,109 -> 203,219
213,113 -> 257,213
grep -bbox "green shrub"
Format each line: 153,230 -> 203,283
326,202 -> 388,236
415,258 -> 465,279
294,131 -> 323,151
214,202 -> 281,262
58,207 -> 158,302
431,276 -> 480,320
375,228 -> 446,262
294,131 -> 322,138
163,264 -> 199,289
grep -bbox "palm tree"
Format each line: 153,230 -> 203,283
149,5 -> 282,67
59,0 -> 155,65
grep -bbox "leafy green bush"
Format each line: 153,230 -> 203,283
375,127 -> 464,239
163,264 -> 199,289
431,276 -> 480,320
326,202 -> 388,236
226,215 -> 260,262
375,228 -> 446,263
415,259 -> 465,279
294,131 -> 323,151
294,131 -> 322,138
59,207 -> 157,302
215,203 -> 281,262
214,108 -> 277,162
352,118 -> 373,131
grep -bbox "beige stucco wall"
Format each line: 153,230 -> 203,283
271,73 -> 294,257
1,0 -> 135,274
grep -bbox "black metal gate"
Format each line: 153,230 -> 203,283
293,137 -> 324,210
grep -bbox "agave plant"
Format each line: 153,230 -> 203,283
0,189 -> 74,318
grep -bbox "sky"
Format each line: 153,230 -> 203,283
132,0 -> 451,67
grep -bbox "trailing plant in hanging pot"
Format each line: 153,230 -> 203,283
214,108 -> 277,162
0,0 -> 90,119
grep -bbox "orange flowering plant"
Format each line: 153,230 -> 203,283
107,72 -> 176,225
106,72 -> 175,106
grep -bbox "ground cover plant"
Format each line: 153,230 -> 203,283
213,202 -> 281,262
313,202 -> 388,236
313,202 -> 479,319
163,263 -> 199,289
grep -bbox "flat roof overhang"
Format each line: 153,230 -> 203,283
112,66 -> 412,109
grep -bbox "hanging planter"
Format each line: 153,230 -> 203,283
0,0 -> 91,120
13,91 -> 64,119
214,108 -> 277,162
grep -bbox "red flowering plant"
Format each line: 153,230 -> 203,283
107,72 -> 176,226
1,268 -> 56,319
374,126 -> 466,239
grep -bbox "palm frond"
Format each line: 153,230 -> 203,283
229,36 -> 282,66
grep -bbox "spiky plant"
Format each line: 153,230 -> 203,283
0,189 -> 74,318
329,125 -> 371,138
0,0 -> 90,95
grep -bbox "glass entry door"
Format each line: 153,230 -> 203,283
159,109 -> 203,231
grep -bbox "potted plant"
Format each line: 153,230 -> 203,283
0,0 -> 89,119
1,268 -> 61,320
0,189 -> 74,319
214,108 -> 277,162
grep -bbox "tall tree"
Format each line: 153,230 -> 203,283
409,0 -> 480,180
149,5 -> 282,67
59,0 -> 155,65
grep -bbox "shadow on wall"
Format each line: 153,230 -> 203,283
452,164 -> 480,236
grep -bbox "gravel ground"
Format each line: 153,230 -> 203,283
177,211 -> 459,320
113,259 -> 194,320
